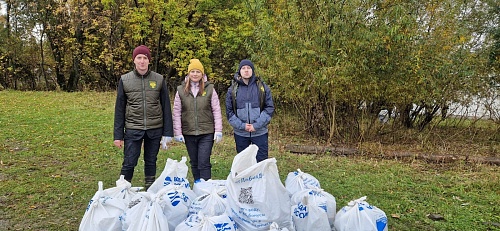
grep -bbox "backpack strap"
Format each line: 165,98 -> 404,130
231,79 -> 238,117
256,77 -> 266,112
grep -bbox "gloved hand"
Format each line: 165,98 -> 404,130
160,136 -> 172,150
214,132 -> 223,143
174,135 -> 185,143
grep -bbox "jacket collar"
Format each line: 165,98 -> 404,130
134,69 -> 151,77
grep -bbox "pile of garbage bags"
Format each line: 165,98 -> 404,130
79,144 -> 388,231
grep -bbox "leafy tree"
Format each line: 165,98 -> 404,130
0,0 -> 252,92
486,0 -> 500,81
0,0 -> 44,90
100,0 -> 252,92
245,0 -> 493,142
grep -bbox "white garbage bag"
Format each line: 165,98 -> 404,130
285,169 -> 321,196
79,181 -> 127,231
268,222 -> 290,231
334,196 -> 388,231
229,144 -> 257,176
121,190 -> 170,231
193,179 -> 227,198
103,175 -> 141,204
188,187 -> 228,217
121,192 -> 151,231
226,144 -> 294,231
290,187 -> 336,231
160,183 -> 197,230
149,157 -> 190,193
175,212 -> 237,231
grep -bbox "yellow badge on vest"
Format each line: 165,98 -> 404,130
149,81 -> 157,89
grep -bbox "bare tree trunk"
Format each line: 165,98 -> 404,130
68,57 -> 81,91
47,39 -> 66,90
327,101 -> 337,143
67,24 -> 84,92
5,0 -> 12,89
154,24 -> 164,73
39,23 -> 49,90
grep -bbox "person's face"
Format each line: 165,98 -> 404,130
189,69 -> 203,82
134,54 -> 149,73
240,65 -> 253,79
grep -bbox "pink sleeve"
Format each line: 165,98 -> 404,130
211,89 -> 223,132
173,91 -> 183,136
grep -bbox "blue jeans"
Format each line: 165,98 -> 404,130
120,128 -> 162,182
184,133 -> 214,181
234,133 -> 268,162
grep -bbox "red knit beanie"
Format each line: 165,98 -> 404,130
133,45 -> 151,60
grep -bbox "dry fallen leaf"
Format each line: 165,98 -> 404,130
391,214 -> 401,219
427,213 -> 445,221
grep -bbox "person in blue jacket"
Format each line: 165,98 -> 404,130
226,59 -> 275,162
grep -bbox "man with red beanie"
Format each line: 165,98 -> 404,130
113,45 -> 174,190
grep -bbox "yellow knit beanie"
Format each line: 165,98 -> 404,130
187,59 -> 204,75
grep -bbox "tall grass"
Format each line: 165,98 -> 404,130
0,90 -> 498,230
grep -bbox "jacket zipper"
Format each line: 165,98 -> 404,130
142,75 -> 147,130
194,91 -> 199,135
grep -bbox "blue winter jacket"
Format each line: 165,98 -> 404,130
225,73 -> 274,137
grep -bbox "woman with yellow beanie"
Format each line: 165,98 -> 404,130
172,59 -> 223,181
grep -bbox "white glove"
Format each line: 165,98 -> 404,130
214,132 -> 223,143
160,136 -> 172,150
174,135 -> 185,143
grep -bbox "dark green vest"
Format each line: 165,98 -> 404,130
122,70 -> 164,130
177,82 -> 215,135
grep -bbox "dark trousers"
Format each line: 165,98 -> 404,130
184,133 -> 214,181
234,133 -> 269,162
120,128 -> 162,182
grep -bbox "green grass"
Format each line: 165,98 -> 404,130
0,90 -> 499,230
